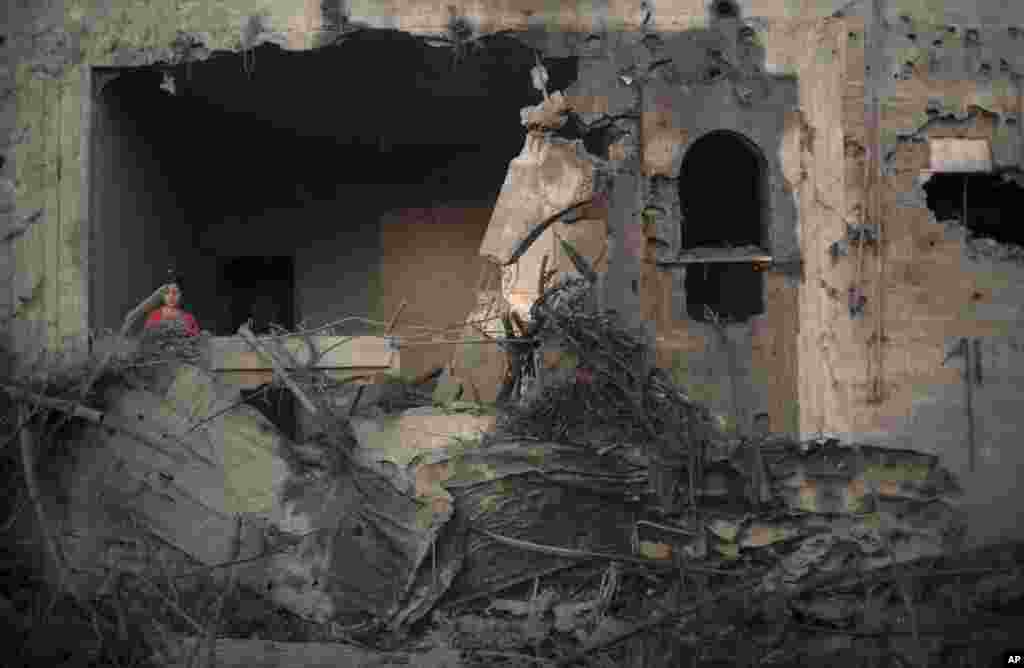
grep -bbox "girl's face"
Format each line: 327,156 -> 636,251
164,284 -> 181,308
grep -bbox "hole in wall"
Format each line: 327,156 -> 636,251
711,0 -> 738,19
89,31 -> 565,408
553,111 -> 624,160
924,172 -> 1024,246
535,56 -> 579,96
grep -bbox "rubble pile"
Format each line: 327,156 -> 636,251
399,278 -> 1003,667
498,277 -> 715,451
1,281 -> 1022,668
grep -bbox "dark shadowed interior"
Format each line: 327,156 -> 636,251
924,171 -> 1024,245
89,32 -> 577,435
678,130 -> 766,322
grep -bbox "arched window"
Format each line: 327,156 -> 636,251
678,130 -> 767,322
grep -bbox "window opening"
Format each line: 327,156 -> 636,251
677,130 -> 766,322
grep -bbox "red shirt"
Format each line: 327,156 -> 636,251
144,307 -> 199,337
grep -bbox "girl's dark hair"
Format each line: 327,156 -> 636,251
167,269 -> 184,290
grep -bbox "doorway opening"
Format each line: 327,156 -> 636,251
217,256 -> 297,440
678,130 -> 766,322
217,256 -> 295,336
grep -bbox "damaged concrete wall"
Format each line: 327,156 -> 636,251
635,16 -> 812,437
5,0 -> 1024,548
822,6 -> 1024,546
0,0 -> 861,366
471,8 -> 844,438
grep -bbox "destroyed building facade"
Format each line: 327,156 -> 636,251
2,0 -> 1024,556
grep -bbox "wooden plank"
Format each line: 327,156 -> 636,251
208,335 -> 395,371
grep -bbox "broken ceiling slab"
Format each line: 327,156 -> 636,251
267,451 -> 453,625
66,363 -> 293,568
478,134 -> 601,317
480,135 -> 597,266
928,137 -> 993,172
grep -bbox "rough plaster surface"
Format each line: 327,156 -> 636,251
479,135 -> 597,319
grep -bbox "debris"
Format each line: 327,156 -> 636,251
431,366 -> 464,405
237,324 -> 318,416
502,198 -> 598,268
1,268 -> 1009,668
521,90 -> 568,131
170,636 -> 460,668
531,52 -> 550,100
